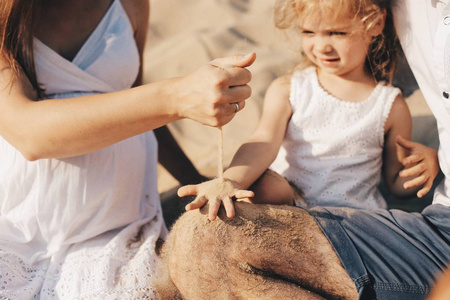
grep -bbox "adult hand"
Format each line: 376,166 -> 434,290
174,53 -> 256,127
178,178 -> 254,221
396,135 -> 440,198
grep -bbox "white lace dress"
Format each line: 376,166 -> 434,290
0,1 -> 166,299
271,67 -> 401,209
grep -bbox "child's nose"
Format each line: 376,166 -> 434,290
316,37 -> 333,53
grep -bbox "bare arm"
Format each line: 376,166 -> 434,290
382,94 -> 415,197
0,51 -> 256,161
222,75 -> 292,189
178,75 -> 292,220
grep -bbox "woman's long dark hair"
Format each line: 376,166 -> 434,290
0,0 -> 43,98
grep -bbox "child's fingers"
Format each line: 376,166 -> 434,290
235,190 -> 254,199
222,196 -> 236,219
399,163 -> 425,178
403,174 -> 427,189
185,195 -> 208,211
177,184 -> 199,197
236,197 -> 253,203
208,198 -> 222,221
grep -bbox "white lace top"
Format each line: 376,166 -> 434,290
270,67 -> 400,209
0,1 -> 166,299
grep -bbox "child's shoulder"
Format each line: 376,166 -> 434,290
379,82 -> 403,94
271,74 -> 291,87
271,66 -> 316,88
290,66 -> 316,80
266,74 -> 291,99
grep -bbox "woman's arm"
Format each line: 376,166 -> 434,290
0,52 -> 255,161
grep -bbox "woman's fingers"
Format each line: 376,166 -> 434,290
178,53 -> 255,127
210,53 -> 256,70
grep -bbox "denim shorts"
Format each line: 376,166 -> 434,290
309,204 -> 450,300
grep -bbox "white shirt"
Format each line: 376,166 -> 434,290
271,67 -> 400,209
393,0 -> 450,206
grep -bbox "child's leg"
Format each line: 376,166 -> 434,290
249,169 -> 302,206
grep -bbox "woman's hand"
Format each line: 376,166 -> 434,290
177,178 -> 254,221
396,135 -> 440,198
174,53 -> 256,127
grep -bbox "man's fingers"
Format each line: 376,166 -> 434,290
402,154 -> 422,166
396,135 -> 416,150
417,181 -> 433,198
403,175 -> 427,189
400,163 -> 425,178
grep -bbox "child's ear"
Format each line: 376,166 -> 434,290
368,9 -> 386,37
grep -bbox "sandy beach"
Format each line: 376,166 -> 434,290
143,0 -> 438,223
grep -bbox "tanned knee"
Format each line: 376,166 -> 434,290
250,169 -> 295,205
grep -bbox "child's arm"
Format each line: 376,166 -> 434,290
382,94 -> 415,197
382,94 -> 439,198
178,75 -> 293,220
395,135 -> 440,198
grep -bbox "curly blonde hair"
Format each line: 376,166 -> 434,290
274,0 -> 399,83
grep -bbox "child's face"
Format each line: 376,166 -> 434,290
299,11 -> 372,79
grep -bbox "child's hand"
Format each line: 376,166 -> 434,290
177,178 -> 254,221
396,135 -> 440,198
